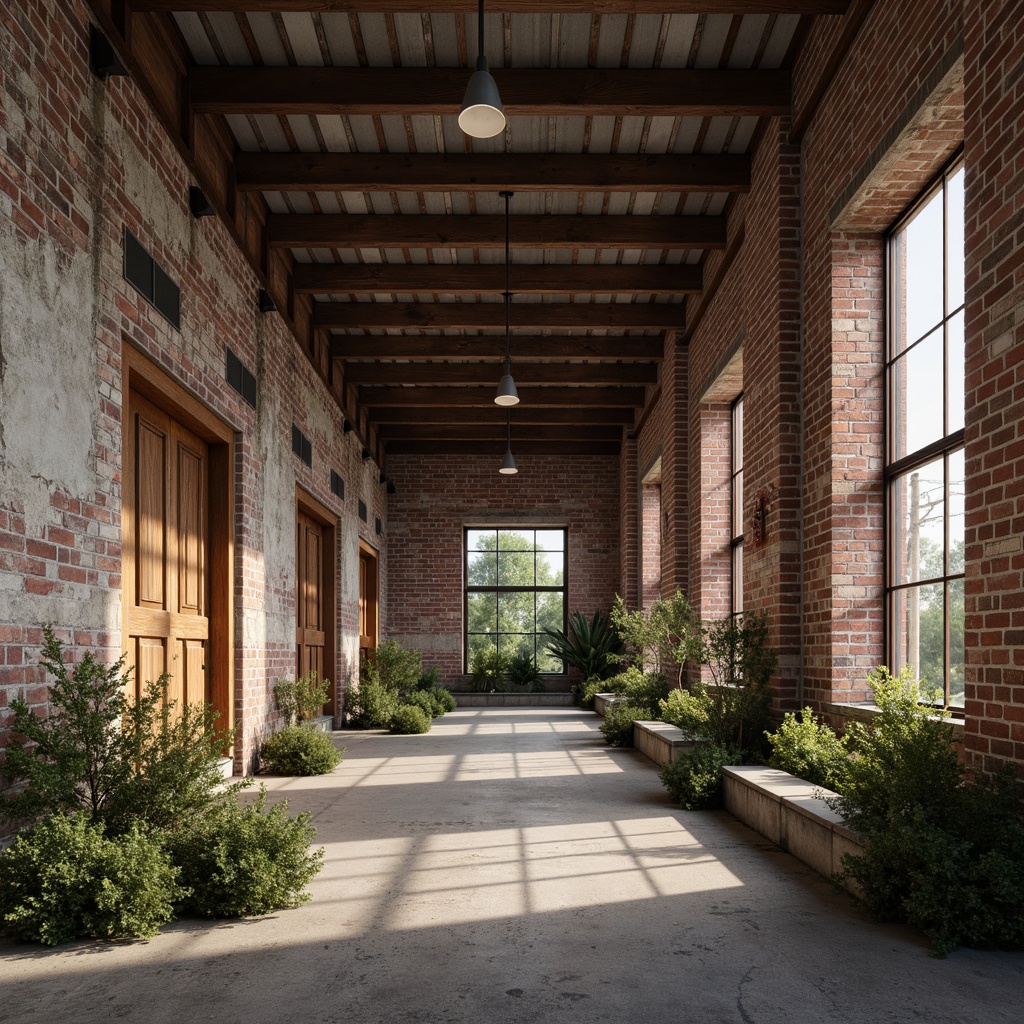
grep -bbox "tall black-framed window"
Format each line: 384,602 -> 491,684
465,527 -> 567,674
731,395 -> 744,618
885,154 -> 965,707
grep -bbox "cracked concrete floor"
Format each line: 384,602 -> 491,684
2,707 -> 1022,1024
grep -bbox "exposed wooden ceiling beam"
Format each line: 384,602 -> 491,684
384,440 -> 622,457
359,386 -> 646,407
295,263 -> 700,296
235,153 -> 750,194
139,2 -> 850,15
371,405 -> 636,425
343,361 -> 658,386
191,68 -> 789,119
315,302 -> 684,331
268,214 -> 727,252
377,423 -> 624,442
331,335 -> 664,361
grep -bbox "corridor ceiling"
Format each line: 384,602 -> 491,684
98,2 -> 850,461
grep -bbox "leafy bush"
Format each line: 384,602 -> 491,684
611,591 -> 701,687
346,671 -> 400,728
167,787 -> 323,918
766,707 -> 850,791
417,666 -> 440,691
261,726 -> 344,776
577,676 -> 606,709
832,666 -> 1024,956
659,744 -> 744,810
429,686 -> 457,715
622,670 -> 669,709
274,671 -> 331,725
404,690 -> 438,719
543,609 -> 623,680
599,704 -> 654,747
659,680 -> 770,755
371,639 -> 423,698
470,646 -> 511,691
507,649 -> 545,691
390,704 -> 431,734
0,813 -> 182,944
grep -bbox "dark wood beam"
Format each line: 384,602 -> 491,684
384,439 -> 622,457
377,423 -> 624,442
331,335 -> 664,361
139,3 -> 851,15
235,153 -> 750,194
343,361 -> 658,386
295,263 -> 700,296
316,302 -> 684,331
191,68 -> 789,119
372,405 -> 636,425
268,214 -> 727,252
360,386 -> 646,407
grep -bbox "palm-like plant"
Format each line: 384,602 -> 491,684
543,609 -> 622,680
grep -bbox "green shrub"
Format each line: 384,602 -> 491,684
261,726 -> 344,776
600,703 -> 654,747
417,666 -> 440,691
577,676 -> 605,708
274,671 -> 331,725
371,639 -> 423,698
167,787 -> 323,918
766,707 -> 850,791
659,680 -> 771,756
833,666 -> 1024,956
346,671 -> 400,728
622,670 -> 669,709
659,744 -> 744,810
0,813 -> 182,944
390,704 -> 431,734
404,690 -> 438,719
508,649 -> 545,691
611,591 -> 701,687
428,686 -> 456,715
543,609 -> 623,680
470,646 -> 511,691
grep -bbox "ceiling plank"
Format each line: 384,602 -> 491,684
371,405 -> 636,424
235,153 -> 750,194
384,440 -> 622,457
377,423 -> 624,442
139,3 -> 850,15
315,302 -> 684,331
359,386 -> 646,407
330,335 -> 664,361
295,263 -> 700,296
343,361 -> 658,386
268,214 -> 727,252
191,68 -> 789,119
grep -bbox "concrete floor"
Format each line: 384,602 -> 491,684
1,707 -> 1022,1024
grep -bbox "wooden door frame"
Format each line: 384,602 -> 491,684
359,539 -> 380,656
296,486 -> 338,718
122,341 -> 235,740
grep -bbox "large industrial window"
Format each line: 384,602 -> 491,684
465,527 -> 567,674
731,395 -> 744,618
886,155 -> 965,706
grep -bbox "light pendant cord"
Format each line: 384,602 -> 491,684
478,0 -> 485,61
501,189 -> 513,369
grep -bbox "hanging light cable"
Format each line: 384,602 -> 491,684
494,190 -> 519,407
458,0 -> 506,139
499,409 -> 518,475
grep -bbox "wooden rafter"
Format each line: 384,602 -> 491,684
384,440 -> 623,457
358,386 -> 646,407
295,263 -> 700,296
137,2 -> 850,14
190,68 -> 789,118
342,361 -> 659,386
330,336 -> 665,361
377,423 -> 624,441
268,214 -> 727,251
235,153 -> 750,194
372,406 -> 637,424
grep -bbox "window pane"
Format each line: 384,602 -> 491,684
949,577 -> 965,708
537,591 -> 564,633
538,648 -> 563,674
947,310 -> 965,435
467,529 -> 496,553
467,633 -> 497,666
534,530 -> 564,552
892,582 -> 944,689
498,549 -> 535,586
891,325 -> 944,460
498,590 -> 534,633
947,166 -> 965,313
467,550 -> 497,587
892,457 -> 945,585
500,634 -> 532,659
536,549 -> 564,586
467,591 -> 497,635
732,468 -> 744,537
894,187 -> 945,349
499,529 -> 532,551
949,448 -> 965,573
732,542 -> 743,616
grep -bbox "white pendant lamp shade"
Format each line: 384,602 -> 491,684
495,369 -> 519,407
459,54 -> 505,139
499,446 -> 518,475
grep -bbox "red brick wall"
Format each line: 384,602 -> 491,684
962,0 -> 1024,774
384,454 -> 620,686
618,437 -> 639,610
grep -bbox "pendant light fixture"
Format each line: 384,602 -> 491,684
494,190 -> 519,407
459,0 -> 506,139
499,409 -> 518,475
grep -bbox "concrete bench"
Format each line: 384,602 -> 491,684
593,693 -> 627,717
722,765 -> 864,892
632,720 -> 708,766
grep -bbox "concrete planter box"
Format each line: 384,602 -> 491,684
722,766 -> 864,893
593,693 -> 626,717
450,692 -> 574,707
303,714 -> 335,733
632,721 -> 708,766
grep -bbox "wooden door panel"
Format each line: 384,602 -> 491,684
176,434 -> 206,617
136,416 -> 168,610
182,639 -> 207,707
296,510 -> 327,691
135,636 -> 167,696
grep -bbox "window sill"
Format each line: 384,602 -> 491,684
828,701 -> 965,742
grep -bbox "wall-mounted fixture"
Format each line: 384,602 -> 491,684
89,24 -> 128,81
386,480 -> 397,495
379,473 -> 388,484
459,0 -> 505,139
258,288 -> 276,314
361,448 -> 372,462
343,419 -> 354,434
189,186 -> 216,219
